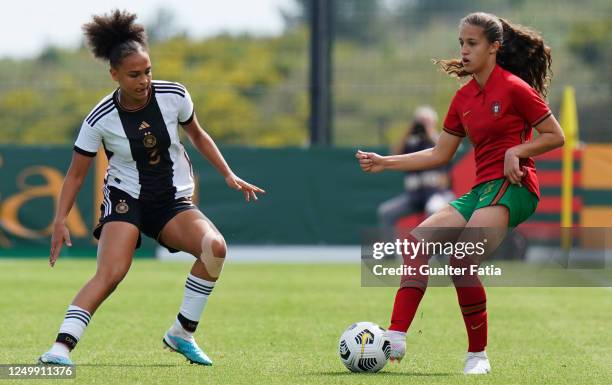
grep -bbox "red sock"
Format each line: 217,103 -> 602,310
389,286 -> 426,332
452,257 -> 487,352
389,236 -> 429,332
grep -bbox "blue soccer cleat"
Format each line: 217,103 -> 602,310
38,352 -> 73,366
163,332 -> 213,366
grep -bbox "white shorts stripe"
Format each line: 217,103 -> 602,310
103,186 -> 111,218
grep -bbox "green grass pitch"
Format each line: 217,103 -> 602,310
0,259 -> 610,385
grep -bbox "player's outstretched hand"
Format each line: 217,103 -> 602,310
355,150 -> 385,173
49,221 -> 72,267
225,173 -> 266,202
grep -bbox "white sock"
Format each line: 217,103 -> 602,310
170,274 -> 215,337
50,305 -> 92,357
49,343 -> 70,358
384,330 -> 407,341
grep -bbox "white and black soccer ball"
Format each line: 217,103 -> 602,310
338,321 -> 390,373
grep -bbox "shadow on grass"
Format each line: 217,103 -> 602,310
309,371 -> 456,377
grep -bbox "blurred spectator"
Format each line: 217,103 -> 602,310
378,106 -> 454,231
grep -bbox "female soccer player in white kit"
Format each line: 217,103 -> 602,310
39,9 -> 264,366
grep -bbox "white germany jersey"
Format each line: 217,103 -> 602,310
74,80 -> 195,202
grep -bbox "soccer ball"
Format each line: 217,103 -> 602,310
338,321 -> 390,373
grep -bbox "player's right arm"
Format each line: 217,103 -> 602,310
50,113 -> 102,267
49,152 -> 94,267
356,131 -> 462,173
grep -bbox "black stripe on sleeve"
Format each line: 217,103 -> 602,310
532,111 -> 552,127
87,103 -> 115,125
90,106 -> 116,126
85,98 -> 113,124
153,81 -> 186,90
154,84 -> 186,92
443,127 -> 466,137
179,110 -> 195,126
74,145 -> 97,157
156,90 -> 186,98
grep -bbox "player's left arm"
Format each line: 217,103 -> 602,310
504,114 -> 565,184
182,114 -> 266,201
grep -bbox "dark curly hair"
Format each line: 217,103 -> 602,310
82,9 -> 148,68
437,12 -> 552,96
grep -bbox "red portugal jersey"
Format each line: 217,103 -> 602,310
443,64 -> 551,198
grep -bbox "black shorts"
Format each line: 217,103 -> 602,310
93,186 -> 197,252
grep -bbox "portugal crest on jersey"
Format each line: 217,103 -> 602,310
491,101 -> 501,116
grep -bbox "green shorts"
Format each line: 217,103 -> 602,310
449,178 -> 539,227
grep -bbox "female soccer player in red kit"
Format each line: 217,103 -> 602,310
356,12 -> 565,374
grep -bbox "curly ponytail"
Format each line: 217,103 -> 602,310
82,9 -> 148,68
497,18 -> 552,96
437,12 -> 552,96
